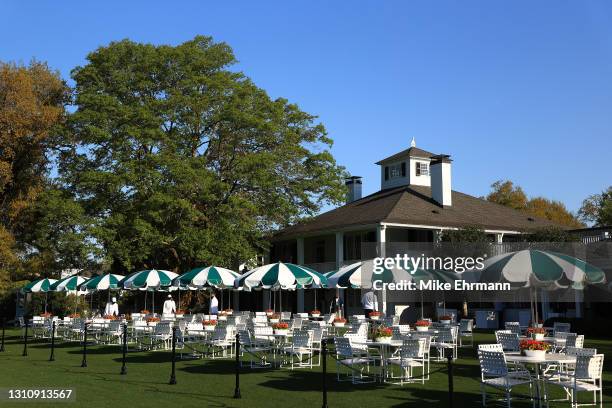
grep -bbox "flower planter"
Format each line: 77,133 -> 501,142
217,315 -> 227,321
333,322 -> 345,327
369,315 -> 380,321
204,325 -> 216,332
523,349 -> 546,359
311,313 -> 320,318
440,319 -> 451,325
375,336 -> 392,344
416,326 -> 429,332
269,318 -> 280,324
535,323 -> 543,328
274,329 -> 289,336
532,333 -> 545,341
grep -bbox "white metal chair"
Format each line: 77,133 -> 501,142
505,321 -> 522,337
334,336 -> 377,384
238,329 -> 272,368
459,319 -> 474,347
478,349 -> 535,408
496,331 -> 520,352
553,322 -> 571,336
432,326 -> 457,360
543,354 -> 604,408
281,329 -> 313,369
385,338 -> 427,385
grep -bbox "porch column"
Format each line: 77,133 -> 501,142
495,233 -> 504,244
335,231 -> 345,316
377,224 -> 387,314
297,237 -> 305,312
433,229 -> 443,243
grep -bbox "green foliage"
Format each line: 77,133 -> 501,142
440,226 -> 489,243
524,226 -> 579,242
579,186 -> 612,226
59,36 -> 347,273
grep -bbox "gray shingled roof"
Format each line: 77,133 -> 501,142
272,185 -> 564,240
375,147 -> 436,165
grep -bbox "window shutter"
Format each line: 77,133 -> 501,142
401,162 -> 406,177
384,166 -> 389,180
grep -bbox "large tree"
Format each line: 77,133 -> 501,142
486,180 -> 583,228
60,36 -> 346,273
578,187 -> 612,226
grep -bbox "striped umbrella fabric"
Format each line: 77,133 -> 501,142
176,266 -> 239,289
481,249 -> 606,289
326,260 -> 422,289
50,275 -> 89,292
80,273 -> 125,291
121,269 -> 179,290
234,262 -> 327,291
22,278 -> 58,293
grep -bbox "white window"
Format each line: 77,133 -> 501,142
389,163 -> 402,179
416,162 -> 429,176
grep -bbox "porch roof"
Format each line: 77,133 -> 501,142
272,185 -> 565,241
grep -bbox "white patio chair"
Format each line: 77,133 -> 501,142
206,325 -> 235,358
432,326 -> 457,360
505,321 -> 522,337
411,333 -> 432,379
459,319 -> 474,347
238,329 -> 272,368
478,349 -> 535,408
553,322 -> 571,336
543,354 -> 604,408
495,331 -> 520,352
334,336 -> 377,384
385,338 -> 427,385
281,329 -> 313,369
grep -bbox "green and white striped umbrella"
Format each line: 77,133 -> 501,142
121,269 -> 179,290
327,260 -> 425,289
234,262 -> 327,291
50,274 -> 89,292
481,249 -> 606,289
22,278 -> 58,293
80,273 -> 125,291
175,266 -> 239,289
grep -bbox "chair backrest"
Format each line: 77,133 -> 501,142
399,338 -> 426,359
437,327 -> 454,343
504,321 -> 521,336
255,311 -> 266,316
334,336 -> 354,358
154,322 -> 172,335
324,314 -> 335,324
478,349 -> 508,377
391,326 -> 405,340
566,347 -> 596,357
574,335 -> 585,348
310,327 -> 324,343
281,312 -> 292,321
254,326 -> 273,336
108,321 -> 121,331
187,322 -> 202,332
553,322 -> 571,335
238,329 -> 252,346
292,330 -> 312,348
574,354 -> 604,380
460,319 -> 473,332
564,333 -> 578,348
290,318 -> 303,330
410,333 -> 432,351
478,343 -> 503,352
382,315 -> 399,326
495,331 -> 520,352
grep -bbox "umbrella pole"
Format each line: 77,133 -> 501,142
44,292 -> 48,314
144,291 -> 147,312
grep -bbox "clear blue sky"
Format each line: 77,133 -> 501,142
3,1 -> 611,213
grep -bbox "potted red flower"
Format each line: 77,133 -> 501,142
311,309 -> 321,318
369,311 -> 382,321
415,320 -> 431,332
269,313 -> 281,324
526,327 -> 546,341
146,317 -> 160,324
374,326 -> 393,343
140,310 -> 150,315
202,320 -> 217,331
520,339 -> 550,359
439,315 -> 452,325
272,322 -> 289,335
265,309 -> 275,317
333,317 -> 347,327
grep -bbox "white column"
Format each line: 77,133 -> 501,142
297,237 -> 305,312
377,224 -> 387,314
335,232 -> 345,316
433,229 -> 443,243
574,290 -> 583,318
495,233 -> 504,244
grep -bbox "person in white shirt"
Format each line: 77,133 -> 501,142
104,297 -> 119,316
162,294 -> 176,315
209,293 -> 219,315
361,290 -> 378,316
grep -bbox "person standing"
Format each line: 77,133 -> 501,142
162,294 -> 176,315
209,293 -> 219,315
104,297 -> 119,316
330,293 -> 344,317
361,290 -> 378,316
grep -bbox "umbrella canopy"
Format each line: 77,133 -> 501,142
80,273 -> 125,291
121,269 -> 179,290
234,262 -> 327,291
176,266 -> 239,289
481,249 -> 606,289
326,260 -> 423,289
50,275 -> 89,292
22,278 -> 58,293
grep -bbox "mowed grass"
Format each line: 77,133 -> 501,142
0,329 -> 611,408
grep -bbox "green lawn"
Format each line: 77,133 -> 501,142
0,329 -> 610,408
